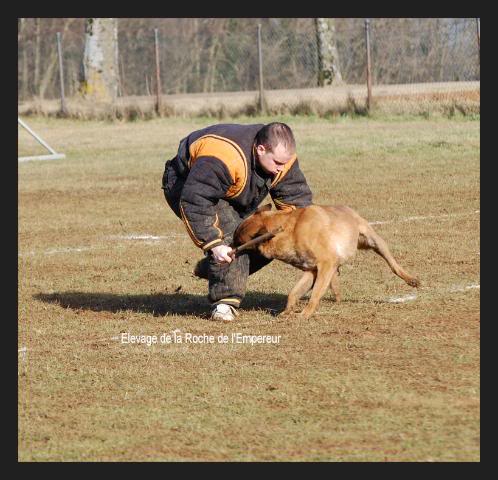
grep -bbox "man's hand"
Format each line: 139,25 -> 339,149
211,244 -> 234,264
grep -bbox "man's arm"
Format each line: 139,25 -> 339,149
179,157 -> 233,251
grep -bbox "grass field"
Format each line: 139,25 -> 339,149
18,114 -> 480,461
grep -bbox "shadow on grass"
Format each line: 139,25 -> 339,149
34,291 -> 288,318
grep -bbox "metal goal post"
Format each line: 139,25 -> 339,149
18,117 -> 66,162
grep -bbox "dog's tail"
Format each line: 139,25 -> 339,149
357,222 -> 420,288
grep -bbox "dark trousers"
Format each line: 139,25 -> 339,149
162,159 -> 272,308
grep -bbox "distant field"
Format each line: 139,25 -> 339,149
18,114 -> 480,461
18,81 -> 480,119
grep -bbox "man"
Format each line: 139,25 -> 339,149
162,122 -> 313,321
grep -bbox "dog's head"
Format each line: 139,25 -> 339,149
233,203 -> 273,248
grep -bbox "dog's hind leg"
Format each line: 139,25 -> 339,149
358,223 -> 420,287
279,270 -> 316,316
299,261 -> 337,320
330,267 -> 341,302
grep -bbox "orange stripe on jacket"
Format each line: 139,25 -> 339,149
273,198 -> 297,212
188,135 -> 248,199
270,154 -> 297,188
179,202 -> 203,247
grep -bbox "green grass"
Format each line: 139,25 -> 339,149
18,115 -> 479,461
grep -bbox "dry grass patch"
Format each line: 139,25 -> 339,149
18,81 -> 479,121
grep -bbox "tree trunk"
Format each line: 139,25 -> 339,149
193,18 -> 201,92
315,18 -> 343,86
203,38 -> 220,92
202,19 -> 227,93
18,18 -> 27,99
34,18 -> 41,93
38,51 -> 58,100
22,46 -> 29,99
18,18 -> 24,43
80,18 -> 119,103
38,19 -> 75,100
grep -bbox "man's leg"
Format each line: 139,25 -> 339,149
207,253 -> 249,309
164,165 -> 273,312
193,250 -> 272,280
205,201 -> 272,309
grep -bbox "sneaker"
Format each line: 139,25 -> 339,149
211,303 -> 239,322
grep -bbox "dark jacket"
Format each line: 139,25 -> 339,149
163,123 -> 313,251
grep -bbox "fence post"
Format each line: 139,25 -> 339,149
476,18 -> 480,64
364,19 -> 372,111
56,32 -> 68,116
154,28 -> 162,115
257,24 -> 266,114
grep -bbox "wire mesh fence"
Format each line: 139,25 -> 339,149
18,18 -> 480,103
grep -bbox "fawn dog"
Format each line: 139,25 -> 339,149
233,204 -> 420,319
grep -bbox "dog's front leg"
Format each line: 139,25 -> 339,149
299,261 -> 336,320
279,270 -> 315,317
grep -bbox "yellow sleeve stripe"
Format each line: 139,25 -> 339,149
213,213 -> 223,238
201,214 -> 224,250
270,154 -> 297,188
179,202 -> 203,248
273,198 -> 297,212
188,135 -> 248,199
180,204 -> 224,250
202,239 -> 223,251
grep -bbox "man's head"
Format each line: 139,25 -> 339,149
254,122 -> 296,175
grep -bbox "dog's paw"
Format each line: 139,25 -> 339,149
297,309 -> 315,321
408,277 -> 420,288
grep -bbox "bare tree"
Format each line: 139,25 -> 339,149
18,18 -> 29,99
38,19 -> 76,100
34,18 -> 41,94
18,18 -> 24,42
80,18 -> 119,103
18,18 -> 479,102
315,18 -> 343,86
201,19 -> 228,93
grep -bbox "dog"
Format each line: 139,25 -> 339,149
233,204 -> 420,320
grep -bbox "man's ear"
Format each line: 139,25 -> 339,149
256,203 -> 272,213
255,144 -> 267,156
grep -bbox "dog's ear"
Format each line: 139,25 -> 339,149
256,203 -> 272,213
233,216 -> 269,246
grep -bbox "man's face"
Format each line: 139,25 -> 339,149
256,143 -> 293,175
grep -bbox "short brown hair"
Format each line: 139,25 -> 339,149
255,122 -> 296,154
